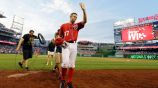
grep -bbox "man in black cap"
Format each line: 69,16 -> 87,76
16,30 -> 37,70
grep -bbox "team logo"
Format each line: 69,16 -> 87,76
73,24 -> 78,30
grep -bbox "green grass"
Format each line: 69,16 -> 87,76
0,54 -> 158,70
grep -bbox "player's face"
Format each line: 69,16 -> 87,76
29,32 -> 34,36
70,14 -> 77,23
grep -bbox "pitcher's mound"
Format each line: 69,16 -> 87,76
7,71 -> 41,78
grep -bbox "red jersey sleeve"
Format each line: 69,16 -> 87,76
77,22 -> 85,31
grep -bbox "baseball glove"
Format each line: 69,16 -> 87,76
55,37 -> 68,48
55,37 -> 64,45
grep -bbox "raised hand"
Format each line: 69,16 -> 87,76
80,3 -> 86,10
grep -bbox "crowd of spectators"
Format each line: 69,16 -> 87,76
0,36 -> 17,42
116,42 -> 158,55
0,44 -> 17,54
0,44 -> 47,54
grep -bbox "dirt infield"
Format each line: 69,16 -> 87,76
0,70 -> 158,88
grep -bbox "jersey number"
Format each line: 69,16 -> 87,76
64,31 -> 69,36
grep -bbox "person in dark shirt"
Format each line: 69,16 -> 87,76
46,39 -> 55,65
16,30 -> 37,70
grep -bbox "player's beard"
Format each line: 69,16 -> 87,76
70,20 -> 76,24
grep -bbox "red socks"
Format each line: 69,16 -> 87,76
67,68 -> 74,83
61,68 -> 67,80
61,68 -> 75,83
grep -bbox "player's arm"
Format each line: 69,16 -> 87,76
59,27 -> 64,38
33,35 -> 38,39
80,3 -> 87,24
16,38 -> 24,51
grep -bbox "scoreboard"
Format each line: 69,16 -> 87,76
114,22 -> 158,43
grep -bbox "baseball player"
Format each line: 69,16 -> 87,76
58,3 -> 87,88
16,30 -> 38,70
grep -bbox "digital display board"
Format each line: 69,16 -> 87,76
121,24 -> 154,42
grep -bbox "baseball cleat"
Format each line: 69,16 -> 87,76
60,80 -> 66,88
54,65 -> 57,69
18,62 -> 23,68
67,82 -> 73,88
52,69 -> 56,73
25,67 -> 29,71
